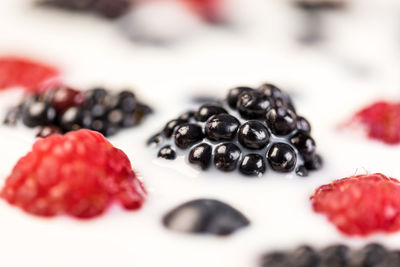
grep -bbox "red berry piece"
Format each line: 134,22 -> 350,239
47,85 -> 84,113
349,101 -> 400,145
0,57 -> 59,91
0,129 -> 146,218
311,173 -> 400,236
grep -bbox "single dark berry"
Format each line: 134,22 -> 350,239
158,145 -> 176,160
297,116 -> 311,133
266,107 -> 297,136
3,106 -> 20,126
117,90 -> 136,113
163,199 -> 250,236
258,83 -> 295,111
36,126 -> 62,138
290,131 -> 316,159
349,243 -> 388,267
195,104 -> 227,122
261,252 -> 290,267
174,123 -> 204,149
163,119 -> 187,138
238,121 -> 270,149
214,143 -> 241,172
90,119 -> 109,135
90,104 -> 108,118
295,165 -> 309,177
107,109 -> 124,125
147,133 -> 163,147
188,143 -> 212,170
227,86 -> 253,108
304,153 -> 323,171
289,246 -> 320,267
205,114 -> 240,141
84,87 -> 108,107
60,107 -> 88,132
239,154 -> 266,176
179,110 -> 195,121
21,101 -> 56,128
237,90 -> 273,119
267,143 -> 297,172
50,86 -> 83,113
320,245 -> 349,267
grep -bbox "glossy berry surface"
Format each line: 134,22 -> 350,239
158,145 -> 176,160
311,173 -> 400,236
148,83 -> 322,177
0,129 -> 146,218
163,199 -> 250,236
4,85 -> 152,137
260,243 -> 397,267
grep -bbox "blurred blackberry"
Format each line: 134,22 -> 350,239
260,243 -> 396,267
3,85 -> 151,137
148,83 -> 322,177
37,0 -> 131,19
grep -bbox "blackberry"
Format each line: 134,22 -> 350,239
261,243 -> 396,267
4,86 -> 151,137
239,154 -> 266,176
189,143 -> 212,170
148,83 -> 322,177
163,199 -> 250,236
158,145 -> 176,160
36,126 -> 62,138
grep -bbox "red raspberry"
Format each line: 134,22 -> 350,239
180,0 -> 226,23
1,129 -> 146,218
0,57 -> 59,91
350,101 -> 400,145
311,173 -> 400,236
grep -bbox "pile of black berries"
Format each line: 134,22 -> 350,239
261,243 -> 400,267
4,85 -> 152,137
37,0 -> 132,19
148,83 -> 322,177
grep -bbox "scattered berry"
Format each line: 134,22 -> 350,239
0,57 -> 59,91
163,199 -> 250,236
311,173 -> 400,236
348,101 -> 400,145
158,145 -> 176,160
4,86 -> 152,137
148,83 -> 322,177
0,129 -> 146,218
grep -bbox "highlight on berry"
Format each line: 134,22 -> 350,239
147,83 -> 322,177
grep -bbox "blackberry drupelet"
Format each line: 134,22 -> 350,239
261,244 -> 398,267
4,85 -> 152,137
148,83 -> 322,177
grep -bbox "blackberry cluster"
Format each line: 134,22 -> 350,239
148,83 -> 322,177
261,243 -> 400,267
4,86 -> 152,137
37,0 -> 131,19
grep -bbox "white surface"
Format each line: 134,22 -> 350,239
1,0 -> 400,266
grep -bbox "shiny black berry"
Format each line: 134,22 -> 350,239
304,153 -> 323,171
117,90 -> 136,113
214,143 -> 241,172
267,143 -> 297,172
36,126 -> 62,138
174,123 -> 204,149
147,133 -> 164,147
238,121 -> 270,149
258,83 -> 295,111
195,104 -> 227,122
158,145 -> 176,160
295,165 -> 309,177
163,199 -> 250,236
290,131 -> 316,159
237,90 -> 273,119
21,101 -> 56,128
227,86 -> 253,108
289,246 -> 320,267
205,114 -> 240,141
239,154 -> 266,176
189,143 -> 212,170
297,116 -> 311,133
320,245 -> 349,267
60,107 -> 91,132
163,118 -> 187,138
266,107 -> 297,136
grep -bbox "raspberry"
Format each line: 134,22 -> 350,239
349,101 -> 400,145
180,0 -> 226,23
310,173 -> 400,236
0,129 -> 146,218
0,57 -> 59,91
